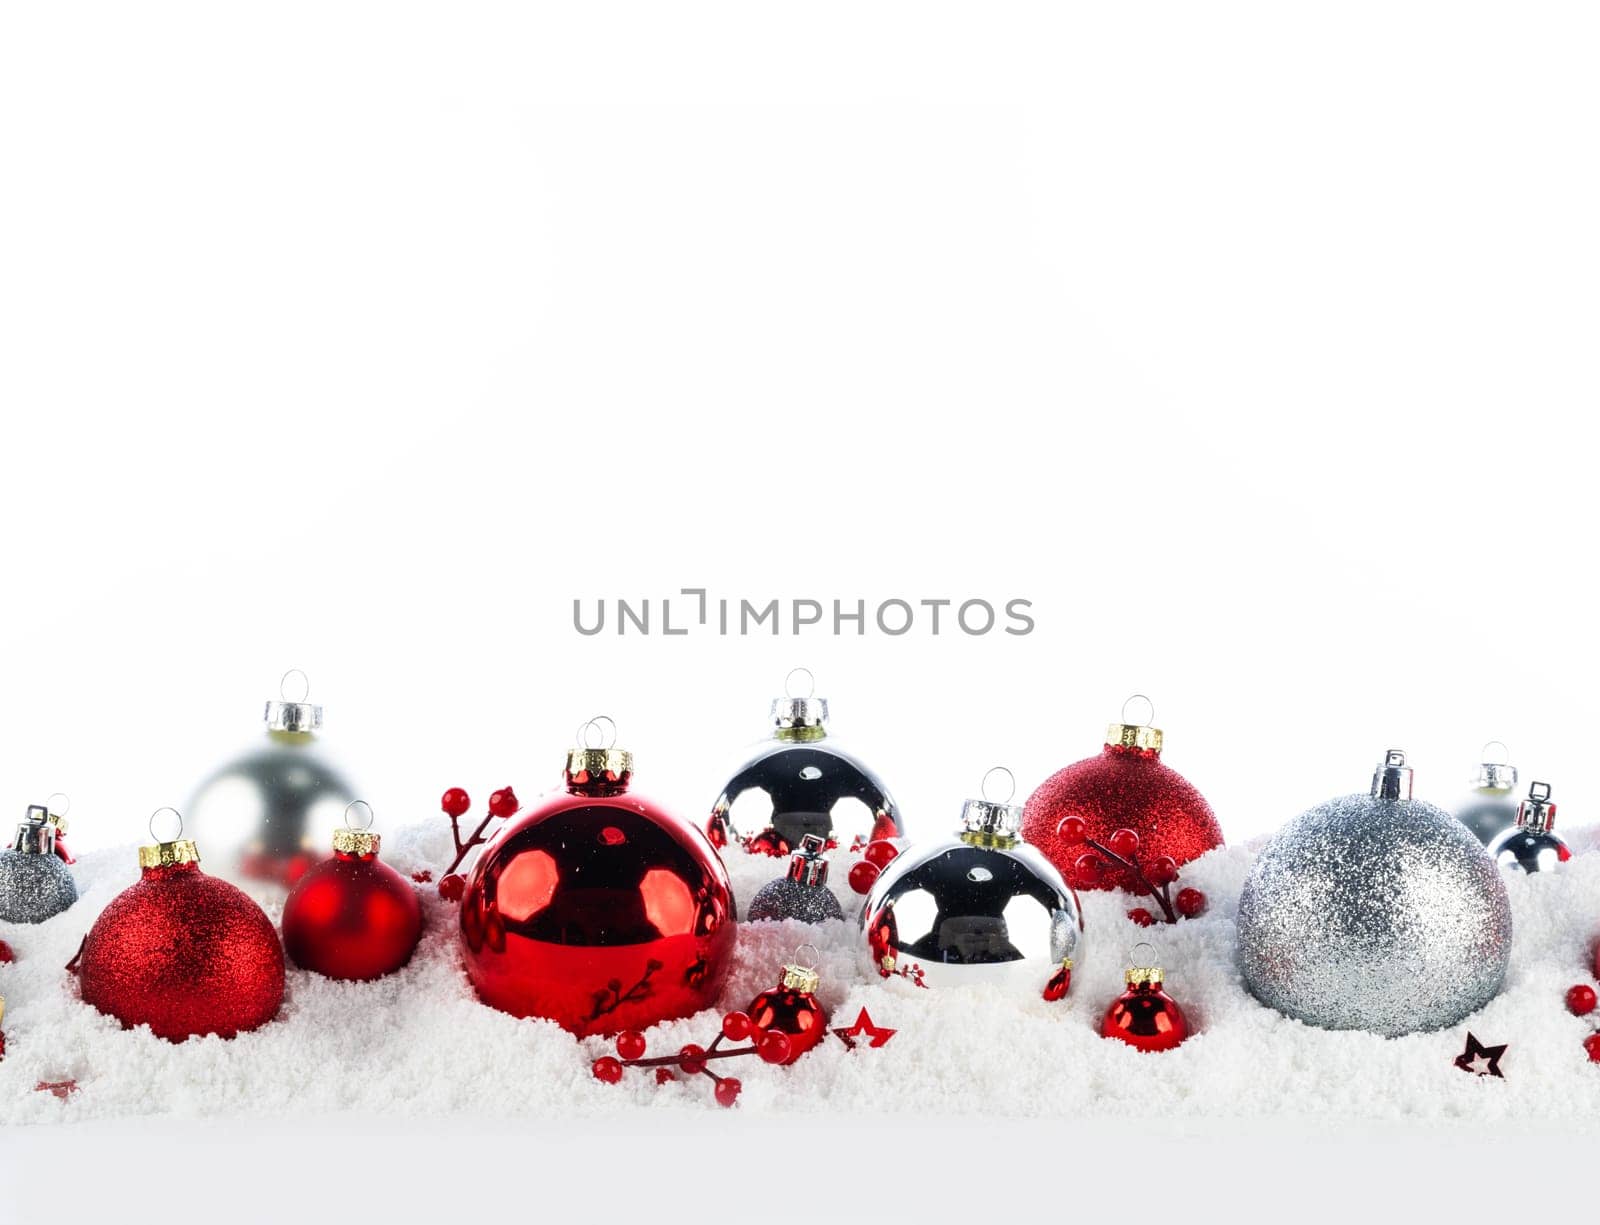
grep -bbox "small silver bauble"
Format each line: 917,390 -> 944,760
1487,781 -> 1570,873
1237,749 -> 1512,1037
860,770 -> 1082,998
708,669 -> 901,857
186,670 -> 355,889
1454,743 -> 1520,845
746,834 -> 846,923
0,802 -> 78,924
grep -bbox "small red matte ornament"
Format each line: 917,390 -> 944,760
1102,946 -> 1190,1053
75,809 -> 284,1042
1022,697 -> 1223,892
282,802 -> 422,981
459,720 -> 735,1036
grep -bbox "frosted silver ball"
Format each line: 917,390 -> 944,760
0,850 -> 79,924
1237,791 -> 1511,1036
860,835 -> 1081,997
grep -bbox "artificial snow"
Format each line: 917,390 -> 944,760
4,818 -> 1600,1127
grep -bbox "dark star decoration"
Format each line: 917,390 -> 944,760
1453,1031 -> 1508,1078
833,1007 -> 896,1050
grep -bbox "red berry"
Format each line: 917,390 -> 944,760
616,1030 -> 647,1060
863,840 -> 900,869
488,787 -> 519,818
1567,985 -> 1598,1016
592,1057 -> 623,1084
441,787 -> 471,818
721,1011 -> 753,1042
1585,1033 -> 1600,1064
1073,853 -> 1104,883
1175,887 -> 1207,918
714,1077 -> 742,1107
757,1030 -> 792,1064
1056,815 -> 1088,843
1148,856 -> 1179,887
438,873 -> 467,902
848,861 -> 881,894
678,1044 -> 707,1074
1108,829 -> 1140,858
1127,907 -> 1155,927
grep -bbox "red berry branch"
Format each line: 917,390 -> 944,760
437,786 -> 520,901
592,1011 -> 798,1108
1056,818 -> 1207,926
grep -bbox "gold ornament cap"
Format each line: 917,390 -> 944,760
567,717 -> 633,786
139,839 -> 201,869
333,828 -> 381,856
1105,694 -> 1162,752
779,963 -> 821,993
1125,964 -> 1164,985
0,994 -> 6,1027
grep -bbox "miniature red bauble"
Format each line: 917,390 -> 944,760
1022,704 -> 1223,892
459,738 -> 736,1037
77,829 -> 284,1042
744,962 -> 828,1065
282,815 -> 421,981
1102,962 -> 1189,1052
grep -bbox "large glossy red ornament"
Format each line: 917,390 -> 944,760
77,838 -> 284,1042
1102,968 -> 1189,1053
459,744 -> 735,1037
1022,712 -> 1222,892
282,825 -> 421,981
744,963 -> 828,1065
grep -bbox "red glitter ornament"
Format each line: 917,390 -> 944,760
459,723 -> 735,1036
744,958 -> 828,1066
1102,947 -> 1190,1053
282,802 -> 422,981
1022,697 -> 1223,892
74,810 -> 284,1042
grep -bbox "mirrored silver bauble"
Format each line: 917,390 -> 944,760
186,676 -> 355,889
1454,749 -> 1520,845
708,679 -> 901,857
0,804 -> 78,924
1237,749 -> 1511,1037
860,790 -> 1082,998
1487,781 -> 1570,873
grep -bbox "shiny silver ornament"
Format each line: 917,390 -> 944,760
708,668 -> 901,857
860,769 -> 1082,998
1487,781 -> 1570,873
1237,749 -> 1511,1037
746,834 -> 846,924
0,802 -> 78,924
186,669 -> 355,890
1454,742 -> 1521,845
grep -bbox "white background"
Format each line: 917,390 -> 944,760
2,2 -> 1596,1219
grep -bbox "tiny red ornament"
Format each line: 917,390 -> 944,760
458,724 -> 735,1036
1102,951 -> 1189,1053
1022,699 -> 1223,893
744,960 -> 828,1066
1566,984 -> 1598,1017
282,804 -> 422,981
75,816 -> 284,1042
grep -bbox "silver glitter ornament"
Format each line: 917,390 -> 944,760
1487,781 -> 1571,873
186,670 -> 355,890
860,768 -> 1082,998
0,801 -> 78,924
1237,749 -> 1512,1037
708,668 -> 901,857
746,834 -> 846,924
1454,742 -> 1521,846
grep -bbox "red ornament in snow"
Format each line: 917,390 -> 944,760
282,802 -> 422,981
1022,697 -> 1223,892
74,809 -> 284,1042
1102,947 -> 1190,1053
744,959 -> 828,1066
459,722 -> 735,1037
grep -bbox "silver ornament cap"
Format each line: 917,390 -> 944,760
771,667 -> 828,735
1237,748 -> 1512,1037
1456,741 -> 1521,845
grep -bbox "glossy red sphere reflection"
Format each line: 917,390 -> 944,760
282,847 -> 423,980
1101,979 -> 1190,1052
459,761 -> 735,1036
745,982 -> 827,1065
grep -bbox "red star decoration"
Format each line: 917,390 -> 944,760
1453,1032 -> 1507,1079
35,1080 -> 79,1099
832,1008 -> 896,1050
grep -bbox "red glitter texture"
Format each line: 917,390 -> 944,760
1022,744 -> 1223,892
77,860 -> 284,1042
282,846 -> 422,981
